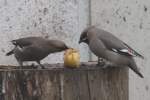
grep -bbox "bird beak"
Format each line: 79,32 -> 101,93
65,46 -> 69,50
78,40 -> 82,44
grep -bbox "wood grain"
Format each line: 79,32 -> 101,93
0,63 -> 129,100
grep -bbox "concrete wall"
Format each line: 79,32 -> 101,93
0,0 -> 90,65
91,0 -> 150,100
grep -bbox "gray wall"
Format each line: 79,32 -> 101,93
0,0 -> 149,100
0,0 -> 90,65
91,0 -> 150,100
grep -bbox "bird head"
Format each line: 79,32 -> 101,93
56,42 -> 69,51
79,30 -> 89,44
47,40 -> 70,52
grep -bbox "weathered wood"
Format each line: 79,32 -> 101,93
0,63 -> 128,100
62,70 -> 91,100
87,68 -> 128,100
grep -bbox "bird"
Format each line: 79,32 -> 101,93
6,37 -> 69,69
79,26 -> 144,78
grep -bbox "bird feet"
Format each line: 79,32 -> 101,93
101,63 -> 110,68
97,58 -> 112,69
30,63 -> 38,69
40,65 -> 45,69
96,58 -> 106,67
30,63 -> 46,69
101,61 -> 115,68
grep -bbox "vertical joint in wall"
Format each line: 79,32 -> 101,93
88,0 -> 92,61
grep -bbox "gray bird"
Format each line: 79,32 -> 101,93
6,37 -> 69,69
79,26 -> 144,78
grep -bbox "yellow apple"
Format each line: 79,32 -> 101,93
64,48 -> 80,68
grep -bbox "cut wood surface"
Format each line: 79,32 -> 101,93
0,62 -> 128,100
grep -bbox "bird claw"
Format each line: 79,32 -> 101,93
101,64 -> 109,68
97,58 -> 106,67
40,65 -> 45,69
97,59 -> 112,69
30,63 -> 38,69
96,62 -> 105,66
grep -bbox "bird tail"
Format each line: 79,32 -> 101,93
129,58 -> 144,78
6,49 -> 14,56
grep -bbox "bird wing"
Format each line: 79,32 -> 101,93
11,37 -> 43,48
122,42 -> 144,59
89,38 -> 107,59
97,29 -> 144,58
18,45 -> 49,61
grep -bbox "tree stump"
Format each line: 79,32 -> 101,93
0,62 -> 128,100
